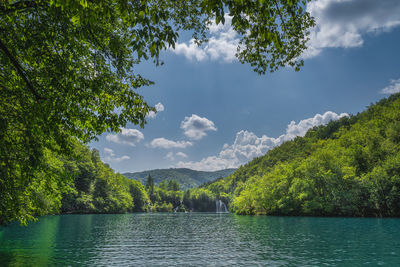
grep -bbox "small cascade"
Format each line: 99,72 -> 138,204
215,200 -> 228,213
174,200 -> 183,212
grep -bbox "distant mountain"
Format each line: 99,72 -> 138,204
122,168 -> 236,189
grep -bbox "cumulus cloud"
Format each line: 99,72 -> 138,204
277,111 -> 347,143
172,1 -> 400,61
103,148 -> 130,163
106,128 -> 144,146
304,0 -> 400,58
172,15 -> 239,62
176,155 -> 235,171
173,39 -> 208,61
176,152 -> 188,158
149,138 -> 193,149
180,114 -> 217,140
165,151 -> 188,161
380,78 -> 400,94
155,102 -> 165,112
147,102 -> 165,119
177,111 -> 348,171
165,152 -> 175,161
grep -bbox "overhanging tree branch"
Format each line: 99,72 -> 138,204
0,38 -> 43,100
0,1 -> 40,15
272,0 -> 288,32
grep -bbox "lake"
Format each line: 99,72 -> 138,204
1,213 -> 399,266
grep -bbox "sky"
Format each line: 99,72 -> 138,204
91,0 -> 400,173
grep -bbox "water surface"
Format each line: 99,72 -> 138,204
1,213 -> 399,266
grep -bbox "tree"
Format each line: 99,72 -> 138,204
183,190 -> 192,210
145,174 -> 155,192
129,180 -> 149,212
167,180 -> 180,191
159,180 -> 168,190
0,0 -> 314,224
145,174 -> 157,203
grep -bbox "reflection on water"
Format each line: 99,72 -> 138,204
0,215 -> 60,266
1,214 -> 400,266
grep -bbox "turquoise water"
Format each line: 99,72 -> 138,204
1,213 -> 400,266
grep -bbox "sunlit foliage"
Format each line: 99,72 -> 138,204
0,0 -> 314,224
206,94 -> 400,217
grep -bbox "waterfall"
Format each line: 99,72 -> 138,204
215,200 -> 228,213
174,200 -> 184,212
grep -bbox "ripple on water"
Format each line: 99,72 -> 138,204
1,214 -> 400,266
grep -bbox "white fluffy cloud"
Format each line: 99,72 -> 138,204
173,39 -> 208,61
177,111 -> 348,171
103,148 -> 130,163
149,138 -> 193,149
106,128 -> 144,146
277,111 -> 347,143
380,78 -> 400,94
304,0 -> 400,58
176,152 -> 188,158
165,152 -> 175,161
172,15 -> 239,62
147,102 -> 165,119
165,151 -> 188,161
172,1 -> 400,61
180,114 -> 217,140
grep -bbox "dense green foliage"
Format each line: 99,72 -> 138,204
136,173 -> 229,212
1,140 -> 150,225
20,93 -> 400,218
143,180 -> 222,212
1,0 -> 314,225
60,142 -> 150,214
124,168 -> 236,190
203,94 -> 400,217
142,176 -> 180,212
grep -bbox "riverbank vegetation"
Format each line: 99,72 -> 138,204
203,94 -> 400,217
0,134 -> 223,225
3,94 -> 400,226
4,139 -> 150,224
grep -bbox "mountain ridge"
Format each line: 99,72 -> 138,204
123,168 -> 236,190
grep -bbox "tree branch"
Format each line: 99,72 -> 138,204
0,38 -> 43,100
272,0 -> 288,32
0,1 -> 39,15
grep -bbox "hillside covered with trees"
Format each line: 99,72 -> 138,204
123,168 -> 236,190
4,93 -> 400,226
0,139 -> 150,225
199,94 -> 400,217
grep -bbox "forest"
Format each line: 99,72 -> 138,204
0,133 -> 224,225
2,93 -> 400,226
1,94 -> 400,224
203,93 -> 400,217
0,0 -> 314,226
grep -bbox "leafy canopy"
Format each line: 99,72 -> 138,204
0,0 -> 314,224
1,0 -> 314,139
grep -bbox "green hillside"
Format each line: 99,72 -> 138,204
201,94 -> 400,217
0,138 -> 150,226
123,168 -> 236,190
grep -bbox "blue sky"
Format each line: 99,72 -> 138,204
91,0 -> 400,173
